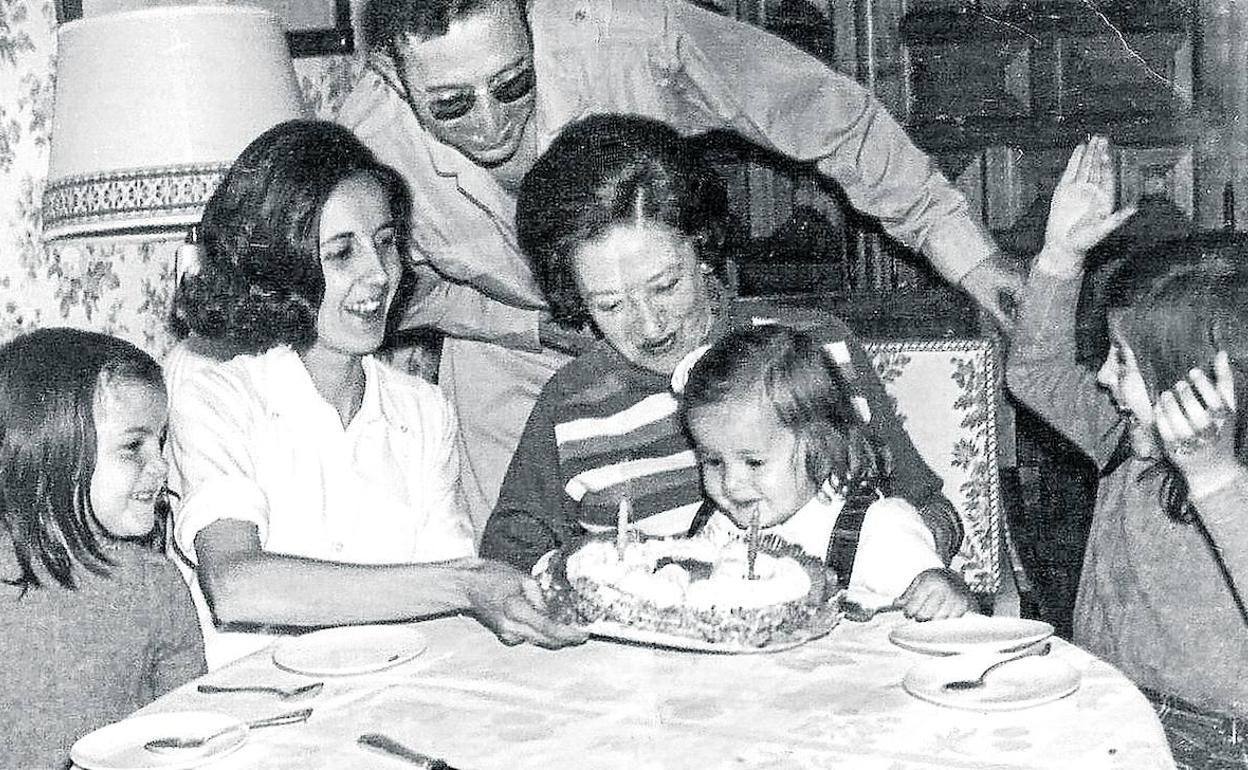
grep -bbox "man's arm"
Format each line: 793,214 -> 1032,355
536,0 -> 1017,325
666,0 -> 1007,280
399,262 -> 543,351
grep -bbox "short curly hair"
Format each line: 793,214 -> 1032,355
174,120 -> 412,353
361,0 -> 524,50
516,114 -> 733,330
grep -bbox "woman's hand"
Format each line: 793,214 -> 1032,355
1155,351 -> 1243,497
462,558 -> 589,649
1040,135 -> 1136,277
897,567 -> 975,621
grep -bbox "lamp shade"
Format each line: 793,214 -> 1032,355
42,6 -> 306,240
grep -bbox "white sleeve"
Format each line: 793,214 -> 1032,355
406,381 -> 475,561
844,497 -> 943,605
166,365 -> 272,565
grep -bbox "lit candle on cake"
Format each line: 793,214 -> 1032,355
616,497 -> 632,556
747,504 -> 760,580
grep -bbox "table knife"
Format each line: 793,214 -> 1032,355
357,732 -> 460,769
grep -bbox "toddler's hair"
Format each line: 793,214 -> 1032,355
679,324 -> 888,491
0,328 -> 164,590
1100,250 -> 1248,521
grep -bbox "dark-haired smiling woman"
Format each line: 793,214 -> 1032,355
165,119 -> 585,668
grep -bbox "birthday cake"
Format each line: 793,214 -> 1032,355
540,531 -> 839,648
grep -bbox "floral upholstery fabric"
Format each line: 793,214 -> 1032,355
0,0 -> 363,355
863,338 -> 1003,593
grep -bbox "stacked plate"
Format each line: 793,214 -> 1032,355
891,615 -> 1080,710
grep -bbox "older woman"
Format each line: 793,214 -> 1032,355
166,120 -> 584,668
480,114 -> 963,581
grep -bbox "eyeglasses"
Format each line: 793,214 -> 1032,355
427,65 -> 535,121
413,64 -> 535,123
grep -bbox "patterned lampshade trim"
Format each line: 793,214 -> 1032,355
41,163 -> 226,240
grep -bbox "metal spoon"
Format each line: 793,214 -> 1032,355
942,642 -> 1052,691
196,681 -> 324,700
841,599 -> 903,622
143,708 -> 312,752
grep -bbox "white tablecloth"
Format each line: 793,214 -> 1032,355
127,614 -> 1175,769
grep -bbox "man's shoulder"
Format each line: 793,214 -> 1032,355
529,0 -> 670,40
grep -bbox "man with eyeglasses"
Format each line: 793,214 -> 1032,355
337,0 -> 1020,537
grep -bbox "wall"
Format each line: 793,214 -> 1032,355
0,0 -> 363,355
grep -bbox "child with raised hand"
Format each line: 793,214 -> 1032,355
0,328 -> 205,770
1008,135 -> 1248,763
679,323 -> 974,621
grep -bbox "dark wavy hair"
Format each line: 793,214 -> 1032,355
361,0 -> 524,49
678,324 -> 889,493
1101,251 -> 1248,522
516,114 -> 734,330
173,120 -> 412,353
0,328 -> 164,591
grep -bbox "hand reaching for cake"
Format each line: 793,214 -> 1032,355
897,568 -> 974,621
462,558 -> 589,649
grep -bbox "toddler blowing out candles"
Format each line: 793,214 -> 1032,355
678,323 -> 974,621
0,328 -> 205,770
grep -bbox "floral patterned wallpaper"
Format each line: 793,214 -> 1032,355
0,0 -> 363,356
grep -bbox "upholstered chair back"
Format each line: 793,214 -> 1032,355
863,338 -> 1004,594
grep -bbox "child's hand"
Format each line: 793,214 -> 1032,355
1156,351 -> 1243,497
897,567 -> 974,621
1041,135 -> 1136,276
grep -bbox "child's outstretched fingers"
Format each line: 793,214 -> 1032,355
1214,350 -> 1237,410
1156,359 -> 1239,488
1043,135 -> 1136,267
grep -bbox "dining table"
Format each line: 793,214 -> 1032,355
97,612 -> 1176,770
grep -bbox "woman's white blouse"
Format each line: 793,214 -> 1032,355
164,344 -> 475,668
166,345 -> 474,567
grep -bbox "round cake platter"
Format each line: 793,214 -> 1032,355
535,533 -> 842,654
579,614 -> 839,654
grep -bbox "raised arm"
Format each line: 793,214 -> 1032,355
1006,136 -> 1136,466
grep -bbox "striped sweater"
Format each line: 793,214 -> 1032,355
481,311 -> 955,570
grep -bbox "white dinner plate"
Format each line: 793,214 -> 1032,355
70,711 -> 246,770
903,652 -> 1081,711
889,615 -> 1054,655
272,625 -> 428,676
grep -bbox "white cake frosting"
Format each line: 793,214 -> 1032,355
565,537 -> 811,612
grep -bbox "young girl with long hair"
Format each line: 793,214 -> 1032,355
1008,136 -> 1248,766
0,328 -> 204,769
